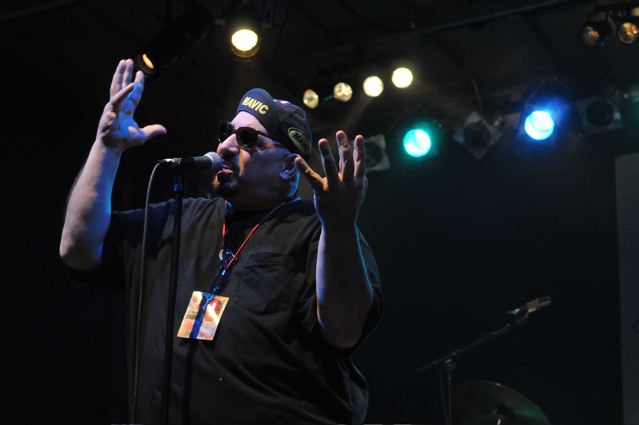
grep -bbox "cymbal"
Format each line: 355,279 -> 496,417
452,380 -> 551,425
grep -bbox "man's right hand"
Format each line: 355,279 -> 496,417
96,58 -> 167,153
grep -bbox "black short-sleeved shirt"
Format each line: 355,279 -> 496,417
71,197 -> 383,425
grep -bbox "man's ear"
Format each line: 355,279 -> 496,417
280,153 -> 299,180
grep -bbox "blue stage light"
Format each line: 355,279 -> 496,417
403,128 -> 432,157
524,110 -> 555,141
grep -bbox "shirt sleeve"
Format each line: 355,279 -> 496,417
63,201 -> 172,291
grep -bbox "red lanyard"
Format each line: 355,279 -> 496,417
221,199 -> 292,269
208,198 -> 298,295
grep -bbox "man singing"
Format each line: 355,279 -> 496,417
60,58 -> 383,424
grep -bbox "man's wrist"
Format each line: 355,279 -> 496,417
320,220 -> 358,236
94,137 -> 125,158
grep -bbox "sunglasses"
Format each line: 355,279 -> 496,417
218,121 -> 284,152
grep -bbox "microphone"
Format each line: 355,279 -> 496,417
506,296 -> 551,316
159,152 -> 223,173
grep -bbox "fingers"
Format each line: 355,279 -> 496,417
110,59 -> 125,98
128,71 -> 145,107
141,124 -> 168,143
318,139 -> 340,188
353,134 -> 366,179
295,156 -> 324,191
122,59 -> 134,91
336,130 -> 354,183
109,58 -> 136,100
110,82 -> 135,108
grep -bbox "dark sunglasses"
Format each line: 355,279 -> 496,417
218,121 -> 283,151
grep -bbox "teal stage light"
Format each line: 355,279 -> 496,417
403,128 -> 432,157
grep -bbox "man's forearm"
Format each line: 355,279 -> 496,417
316,223 -> 374,348
59,139 -> 122,270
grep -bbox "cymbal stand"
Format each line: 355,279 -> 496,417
416,313 -> 530,425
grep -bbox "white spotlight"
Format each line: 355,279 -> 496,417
363,76 -> 384,97
303,89 -> 319,109
230,28 -> 259,57
391,67 -> 413,88
333,82 -> 353,102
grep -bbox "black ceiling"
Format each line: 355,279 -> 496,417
4,0 -> 638,135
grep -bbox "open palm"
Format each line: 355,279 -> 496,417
96,59 -> 166,152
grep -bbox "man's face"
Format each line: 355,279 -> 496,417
213,111 -> 291,208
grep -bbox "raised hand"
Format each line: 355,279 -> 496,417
295,130 -> 368,229
96,58 -> 166,153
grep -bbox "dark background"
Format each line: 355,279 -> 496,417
1,0 -> 637,423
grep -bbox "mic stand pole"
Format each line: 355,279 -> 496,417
160,174 -> 184,425
415,313 -> 530,425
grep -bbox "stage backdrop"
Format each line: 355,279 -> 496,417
616,152 -> 639,425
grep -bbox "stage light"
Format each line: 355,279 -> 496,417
580,19 -> 612,47
617,8 -> 639,44
453,112 -> 502,159
392,67 -> 413,89
333,82 -> 353,102
576,95 -> 624,135
231,29 -> 259,56
403,128 -> 432,158
363,134 -> 391,172
519,91 -> 569,144
303,89 -> 319,109
363,76 -> 384,97
524,111 -> 555,141
586,99 -> 615,127
134,5 -> 213,76
227,0 -> 261,58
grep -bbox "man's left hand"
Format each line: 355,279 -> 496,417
295,130 -> 367,229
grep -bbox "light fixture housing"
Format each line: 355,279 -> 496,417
363,135 -> 391,172
303,89 -> 319,109
227,0 -> 262,58
576,95 -> 624,135
453,112 -> 502,159
333,82 -> 353,102
134,5 -> 213,77
617,14 -> 639,44
580,18 -> 613,47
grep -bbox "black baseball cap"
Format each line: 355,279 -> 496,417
236,88 -> 312,160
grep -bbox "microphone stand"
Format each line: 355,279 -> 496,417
416,313 -> 531,425
160,174 -> 184,425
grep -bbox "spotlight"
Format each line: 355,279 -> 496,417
576,96 -> 624,135
519,90 -> 569,144
303,89 -> 319,109
227,0 -> 262,58
363,76 -> 384,97
333,82 -> 353,102
392,67 -> 413,89
403,128 -> 432,157
580,17 -> 613,47
617,8 -> 639,44
231,29 -> 259,56
134,5 -> 213,76
363,135 -> 391,172
453,112 -> 502,159
401,121 -> 441,158
524,110 -> 555,141
391,116 -> 441,159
